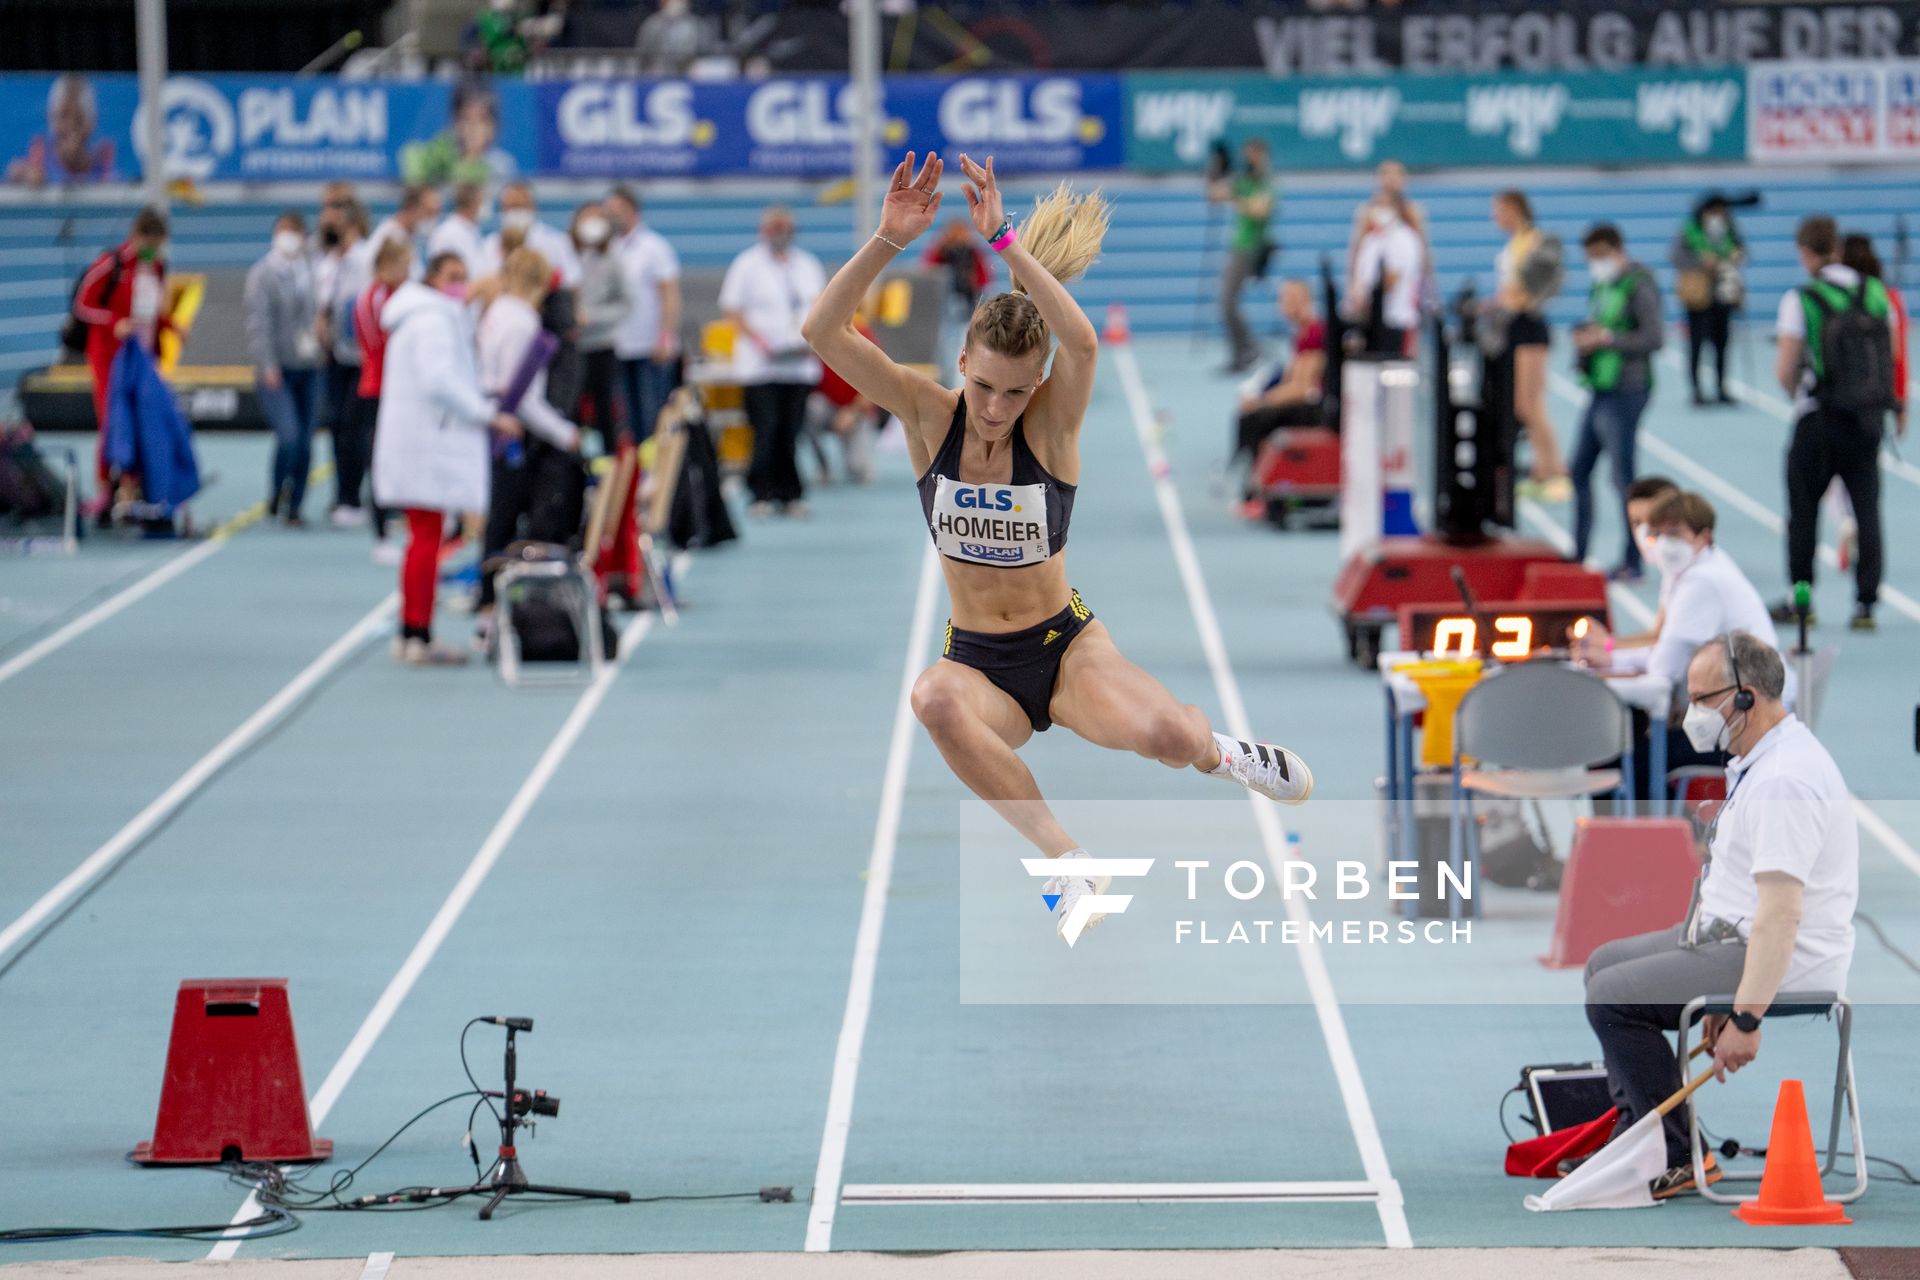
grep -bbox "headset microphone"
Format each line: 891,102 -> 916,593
1724,632 -> 1754,712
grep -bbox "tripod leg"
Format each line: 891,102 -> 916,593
520,1182 -> 632,1204
479,1183 -> 512,1220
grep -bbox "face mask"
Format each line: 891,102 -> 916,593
1588,255 -> 1622,285
767,229 -> 795,252
1633,522 -> 1659,567
272,230 -> 305,258
1703,214 -> 1728,237
440,280 -> 470,302
1682,693 -> 1739,754
578,216 -> 610,245
1652,534 -> 1697,578
501,209 -> 535,232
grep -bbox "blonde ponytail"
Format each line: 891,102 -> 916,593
1008,182 -> 1110,296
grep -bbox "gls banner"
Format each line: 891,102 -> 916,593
1748,59 -> 1920,161
536,73 -> 1121,177
1125,68 -> 1746,171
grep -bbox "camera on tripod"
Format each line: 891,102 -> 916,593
499,1088 -> 560,1120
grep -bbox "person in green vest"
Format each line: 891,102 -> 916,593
1208,136 -> 1275,373
1772,214 -> 1895,631
1570,223 -> 1664,578
1670,194 -> 1745,407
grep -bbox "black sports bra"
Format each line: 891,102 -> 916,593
915,395 -> 1076,569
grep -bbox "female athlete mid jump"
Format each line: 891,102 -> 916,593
803,152 -> 1313,940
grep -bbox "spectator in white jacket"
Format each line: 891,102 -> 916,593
474,247 -> 584,632
372,251 -> 522,666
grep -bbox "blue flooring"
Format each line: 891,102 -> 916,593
1,335 -> 1916,1262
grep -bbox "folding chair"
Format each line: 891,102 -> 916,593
1679,991 -> 1867,1204
1448,663 -> 1634,919
492,543 -> 605,689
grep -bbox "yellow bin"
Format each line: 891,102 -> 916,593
1392,658 -> 1486,768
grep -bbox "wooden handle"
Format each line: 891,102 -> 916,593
1653,1067 -> 1717,1119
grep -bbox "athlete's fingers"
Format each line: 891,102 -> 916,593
985,155 -> 996,188
962,183 -> 980,211
914,152 -> 941,190
891,153 -> 913,189
957,152 -> 986,183
927,191 -> 944,219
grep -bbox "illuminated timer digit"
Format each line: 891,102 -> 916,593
1490,616 -> 1533,659
1433,618 -> 1476,657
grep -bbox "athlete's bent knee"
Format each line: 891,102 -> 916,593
1140,703 -> 1207,765
911,668 -> 974,737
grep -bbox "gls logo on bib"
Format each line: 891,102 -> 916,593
930,476 -> 1050,567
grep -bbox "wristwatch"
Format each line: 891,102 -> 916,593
1729,1010 -> 1763,1033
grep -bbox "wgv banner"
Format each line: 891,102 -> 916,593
1125,68 -> 1749,171
0,71 -> 1123,187
1748,60 -> 1920,161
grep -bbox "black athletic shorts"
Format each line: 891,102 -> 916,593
943,590 -> 1094,733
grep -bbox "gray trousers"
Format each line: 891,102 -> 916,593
1584,924 -> 1748,1166
1220,246 -> 1261,366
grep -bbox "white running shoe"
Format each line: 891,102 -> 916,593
1042,850 -> 1112,945
330,505 -> 370,530
1209,731 -> 1313,804
393,637 -> 470,667
371,536 -> 404,566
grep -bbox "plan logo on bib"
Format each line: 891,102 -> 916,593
1023,858 -> 1155,947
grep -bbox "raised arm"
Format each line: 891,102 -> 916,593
801,151 -> 953,432
957,154 -> 1100,432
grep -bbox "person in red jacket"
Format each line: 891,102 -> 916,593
355,235 -> 414,564
71,206 -> 172,499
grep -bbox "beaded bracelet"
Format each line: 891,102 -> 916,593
872,231 -> 907,252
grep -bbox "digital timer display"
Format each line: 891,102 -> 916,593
1399,604 -> 1602,659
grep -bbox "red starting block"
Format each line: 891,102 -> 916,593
1541,818 -> 1700,969
131,979 -> 331,1165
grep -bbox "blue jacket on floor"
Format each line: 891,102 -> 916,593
104,339 -> 200,511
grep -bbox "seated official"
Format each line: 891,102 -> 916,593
1230,278 -> 1327,496
1572,490 -> 1792,797
1580,632 -> 1857,1198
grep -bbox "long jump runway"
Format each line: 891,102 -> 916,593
1,336 -> 1916,1267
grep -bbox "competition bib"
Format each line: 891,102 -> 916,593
928,476 -> 1051,567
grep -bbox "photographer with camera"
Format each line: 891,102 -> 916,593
1671,194 -> 1747,408
1207,136 -> 1275,375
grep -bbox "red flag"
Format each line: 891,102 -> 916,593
1504,1108 -> 1619,1179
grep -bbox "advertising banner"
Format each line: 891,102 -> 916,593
1125,68 -> 1749,172
1748,59 -> 1920,161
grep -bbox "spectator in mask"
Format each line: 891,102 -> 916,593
246,210 -> 323,525
1671,195 -> 1745,407
721,205 -> 826,518
1346,195 -> 1424,356
319,200 -> 374,526
368,184 -> 441,280
1346,160 -> 1430,283
1569,224 -> 1664,580
428,182 -> 488,280
571,200 -> 631,452
482,181 -> 581,287
605,185 -> 681,440
355,237 -> 413,564
71,205 -> 171,513
373,251 -> 523,666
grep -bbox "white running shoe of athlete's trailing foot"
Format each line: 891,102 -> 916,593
1043,849 -> 1112,943
1208,731 -> 1313,804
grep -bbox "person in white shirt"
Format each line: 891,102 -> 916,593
721,205 -> 826,517
1773,214 -> 1892,632
481,181 -> 581,288
366,184 -> 442,284
604,185 -> 681,440
427,182 -> 488,281
1581,631 -> 1856,1198
1346,160 -> 1430,282
1346,195 -> 1424,355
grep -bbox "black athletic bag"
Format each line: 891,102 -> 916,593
1804,280 -> 1897,430
0,426 -> 66,521
59,249 -> 122,359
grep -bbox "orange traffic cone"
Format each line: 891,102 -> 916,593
1102,302 -> 1131,345
1733,1079 -> 1851,1225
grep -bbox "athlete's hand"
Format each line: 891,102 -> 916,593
958,154 -> 1004,242
877,151 -> 943,248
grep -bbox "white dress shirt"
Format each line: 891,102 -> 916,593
427,213 -> 486,279
613,223 -> 682,360
1352,222 -> 1425,330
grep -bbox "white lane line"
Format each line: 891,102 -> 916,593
1522,497 -> 1920,884
840,1181 -> 1380,1205
1549,370 -> 1920,625
0,539 -> 223,689
358,1252 -> 396,1280
1114,342 -> 1412,1249
805,545 -> 940,1253
0,593 -> 396,969
210,564 -> 687,1259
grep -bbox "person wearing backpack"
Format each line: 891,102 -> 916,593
1772,215 -> 1895,632
69,206 -> 171,509
1569,224 -> 1664,580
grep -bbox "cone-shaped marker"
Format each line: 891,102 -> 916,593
1733,1079 -> 1851,1225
